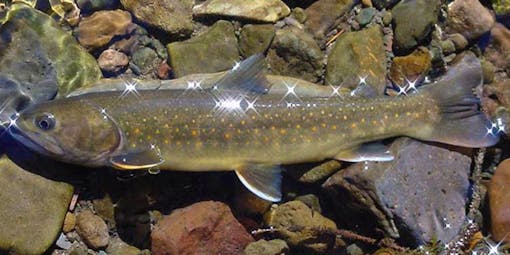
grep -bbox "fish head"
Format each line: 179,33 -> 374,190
10,99 -> 122,166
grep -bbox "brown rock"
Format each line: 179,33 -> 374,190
304,0 -> 355,40
484,23 -> 510,76
98,49 -> 129,73
389,46 -> 432,86
77,9 -> 132,49
490,159 -> 510,242
447,0 -> 495,40
63,212 -> 76,233
151,201 -> 254,255
76,210 -> 110,249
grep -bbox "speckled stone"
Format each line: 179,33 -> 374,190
76,9 -> 132,50
447,0 -> 495,40
76,210 -> 110,249
193,0 -> 290,22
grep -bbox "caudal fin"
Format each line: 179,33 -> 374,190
419,53 -> 499,148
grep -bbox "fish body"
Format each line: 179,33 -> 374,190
9,54 -> 500,201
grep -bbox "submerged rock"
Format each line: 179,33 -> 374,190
167,20 -> 239,77
267,27 -> 324,82
239,24 -> 275,58
484,23 -> 510,76
389,47 -> 432,86
151,201 -> 253,255
372,0 -> 400,9
106,237 -> 142,255
392,0 -> 441,53
326,25 -> 387,94
447,0 -> 495,41
76,9 -> 132,50
323,138 -> 472,245
76,210 -> 110,249
0,3 -> 101,96
98,49 -> 129,73
265,200 -> 337,253
121,0 -> 193,38
489,159 -> 510,243
76,0 -> 120,13
244,239 -> 289,255
193,0 -> 290,23
304,0 -> 355,40
0,155 -> 73,255
131,47 -> 160,75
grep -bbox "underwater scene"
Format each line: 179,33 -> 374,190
1,0 -> 510,254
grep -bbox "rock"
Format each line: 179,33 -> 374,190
76,210 -> 110,249
493,0 -> 510,16
49,0 -> 81,26
0,155 -> 73,255
294,160 -> 342,183
346,244 -> 364,255
0,3 -> 101,97
295,194 -> 322,213
389,46 -> 432,86
92,194 -> 115,226
447,0 -> 495,41
157,62 -> 172,79
234,190 -> 272,216
76,0 -> 119,13
392,0 -> 441,53
372,0 -> 400,9
106,237 -> 142,255
98,49 -> 129,73
326,25 -> 387,94
193,0 -> 290,23
448,33 -> 468,51
265,200 -> 337,253
482,80 -> 510,120
381,10 -> 392,26
239,24 -> 275,58
76,9 -> 132,50
291,7 -> 307,24
243,239 -> 289,255
304,0 -> 355,40
267,27 -> 323,82
489,159 -> 510,243
132,47 -> 160,75
481,59 -> 496,84
440,39 -> 456,55
151,201 -> 254,255
484,23 -> 510,76
121,0 -> 193,38
63,212 -> 76,233
167,20 -> 239,77
356,7 -> 376,27
323,138 -> 472,244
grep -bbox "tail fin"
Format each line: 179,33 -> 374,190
418,53 -> 499,147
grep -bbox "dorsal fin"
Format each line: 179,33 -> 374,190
212,54 -> 270,94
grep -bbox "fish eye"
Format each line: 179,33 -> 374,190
34,113 -> 56,131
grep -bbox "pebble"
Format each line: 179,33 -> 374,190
63,212 -> 76,233
447,0 -> 495,41
356,7 -> 376,27
489,159 -> 510,243
76,210 -> 110,249
151,201 -> 254,255
131,47 -> 160,75
243,239 -> 289,255
121,0 -> 193,38
77,9 -> 132,50
106,237 -> 142,255
265,200 -> 337,253
97,49 -> 129,73
448,33 -> 469,51
193,0 -> 290,23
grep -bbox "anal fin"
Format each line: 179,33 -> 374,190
334,142 -> 394,162
110,149 -> 164,170
235,164 -> 282,202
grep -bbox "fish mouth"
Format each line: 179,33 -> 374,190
8,126 -> 65,157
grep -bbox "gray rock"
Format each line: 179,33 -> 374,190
121,0 -> 194,38
326,25 -> 387,94
346,244 -> 364,255
0,155 -> 74,255
392,0 -> 441,53
323,138 -> 471,245
76,210 -> 110,249
267,27 -> 324,82
356,7 -> 376,26
131,47 -> 160,75
0,4 -> 101,97
239,24 -> 275,58
447,0 -> 495,41
304,0 -> 355,39
167,20 -> 239,77
243,239 -> 289,255
193,0 -> 290,23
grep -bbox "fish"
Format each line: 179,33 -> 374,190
8,53 -> 500,202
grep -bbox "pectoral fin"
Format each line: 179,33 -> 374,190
109,150 -> 164,170
334,142 -> 394,162
235,164 -> 282,202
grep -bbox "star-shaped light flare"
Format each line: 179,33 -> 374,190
119,79 -> 141,99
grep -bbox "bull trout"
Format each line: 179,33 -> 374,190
8,54 -> 499,201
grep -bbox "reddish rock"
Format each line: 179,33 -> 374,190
489,159 -> 510,243
151,201 -> 254,255
77,9 -> 132,49
484,23 -> 510,75
98,49 -> 129,73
